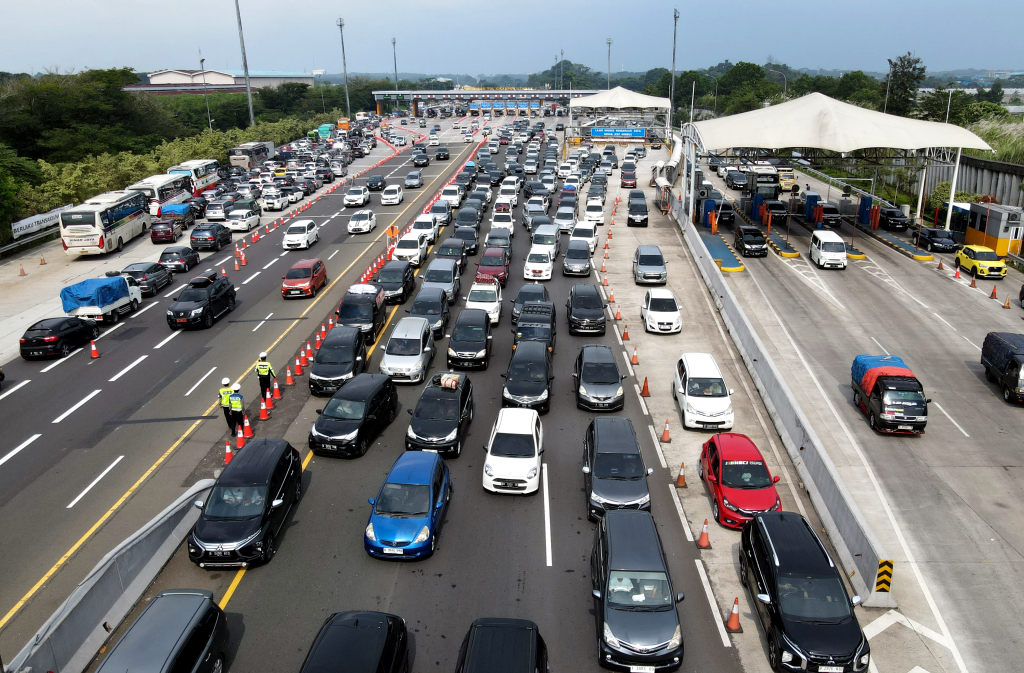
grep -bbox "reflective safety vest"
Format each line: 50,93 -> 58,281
229,393 -> 243,412
255,361 -> 275,377
219,387 -> 234,408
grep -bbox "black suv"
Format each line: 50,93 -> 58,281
511,283 -> 550,325
741,512 -> 870,672
336,284 -> 388,343
367,175 -> 386,191
627,198 -> 649,227
309,373 -> 398,457
501,339 -> 554,413
413,153 -> 430,167
915,227 -> 958,253
188,439 -> 302,567
166,272 -> 236,330
300,611 -> 408,673
447,308 -> 492,369
878,207 -> 909,231
513,301 -> 556,354
374,260 -> 417,304
407,287 -> 451,338
734,225 -> 768,257
582,417 -> 653,520
454,618 -> 549,673
566,284 -> 607,335
406,371 -> 475,456
435,145 -> 450,160
310,326 -> 367,396
190,223 -> 232,251
453,226 -> 480,255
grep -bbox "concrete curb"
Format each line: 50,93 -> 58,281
735,204 -> 800,258
846,217 -> 934,262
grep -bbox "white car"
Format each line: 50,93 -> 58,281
501,176 -> 521,192
464,277 -> 502,324
440,186 -> 463,208
463,133 -> 474,143
672,352 -> 734,430
497,186 -> 518,208
348,209 -> 377,234
531,225 -> 560,261
524,160 -> 538,174
583,201 -> 605,225
428,134 -> 440,145
263,190 -> 288,211
285,188 -> 303,203
557,163 -> 572,179
482,408 -> 543,495
282,219 -> 319,249
412,214 -> 440,243
381,185 -> 404,206
564,175 -> 582,190
570,223 -> 598,254
393,136 -> 407,146
490,212 -> 515,235
393,232 -> 428,266
344,186 -> 370,207
641,288 -> 682,334
224,209 -> 259,232
523,247 -> 553,280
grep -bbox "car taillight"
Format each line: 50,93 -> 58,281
98,236 -> 104,249
61,238 -> 68,251
43,336 -> 59,342
19,338 -> 26,343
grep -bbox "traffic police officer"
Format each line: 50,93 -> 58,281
254,352 -> 276,400
229,383 -> 244,434
219,377 -> 236,434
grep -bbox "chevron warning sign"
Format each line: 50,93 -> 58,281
875,560 -> 894,592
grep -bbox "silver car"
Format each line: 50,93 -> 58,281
632,244 -> 668,284
405,171 -> 423,188
420,258 -> 462,305
554,206 -> 576,233
379,317 -> 435,383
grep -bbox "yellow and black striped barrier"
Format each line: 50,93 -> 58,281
875,559 -> 894,592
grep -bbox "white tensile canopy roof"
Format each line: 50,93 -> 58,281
689,92 -> 991,152
569,86 -> 670,110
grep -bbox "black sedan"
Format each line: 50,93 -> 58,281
878,207 -> 910,231
915,227 -> 958,253
446,309 -> 492,369
566,284 -> 607,335
20,317 -> 98,359
367,175 -> 386,191
501,340 -> 554,414
412,153 -> 430,167
435,146 -> 450,160
405,371 -> 475,456
158,246 -> 201,273
309,374 -> 398,457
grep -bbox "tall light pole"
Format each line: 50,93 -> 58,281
232,0 -> 255,126
199,53 -> 213,131
705,74 -> 719,116
391,37 -> 399,112
560,49 -> 564,90
883,61 -> 893,113
336,18 -> 351,120
668,8 -> 678,133
606,38 -> 612,89
313,69 -> 326,113
767,68 -> 787,98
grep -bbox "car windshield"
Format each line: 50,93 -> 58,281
346,189 -> 363,196
742,232 -> 764,243
721,460 -> 773,488
649,298 -> 677,312
414,394 -> 459,420
439,246 -> 460,257
593,452 -> 645,479
397,239 -> 419,249
204,485 -> 267,520
882,389 -> 927,404
929,230 -> 953,240
490,432 -> 536,457
516,324 -> 551,340
315,345 -> 354,365
687,377 -> 728,397
508,358 -> 547,382
412,298 -> 441,315
377,268 -> 404,283
160,252 -> 181,261
479,255 -> 504,267
572,292 -> 602,309
452,323 -> 486,341
528,253 -> 549,264
974,249 -> 1000,261
582,361 -> 620,385
407,173 -> 419,180
777,575 -> 852,622
338,303 -> 372,320
468,288 -> 497,302
493,214 -> 512,223
606,571 -> 673,609
821,242 -> 846,252
386,338 -> 421,356
322,398 -> 366,420
533,234 -> 555,245
352,212 -> 370,221
516,288 -> 545,305
638,255 -> 663,266
177,288 -> 208,302
375,483 -> 431,517
566,247 -> 589,260
287,225 -> 306,235
424,268 -> 453,283
227,211 -> 248,219
285,267 -> 312,279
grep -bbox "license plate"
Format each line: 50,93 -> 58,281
498,481 -> 517,488
422,448 -> 438,453
898,425 -> 913,430
383,548 -> 403,555
177,319 -> 187,323
819,667 -> 844,673
289,290 -> 302,295
212,551 -> 229,557
629,667 -> 655,673
31,351 -> 43,355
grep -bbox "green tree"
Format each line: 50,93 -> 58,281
881,52 -> 926,116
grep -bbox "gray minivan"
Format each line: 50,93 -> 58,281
420,258 -> 462,305
632,245 -> 667,285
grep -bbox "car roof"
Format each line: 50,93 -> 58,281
31,317 -> 68,329
604,510 -> 665,572
581,344 -> 615,363
572,283 -> 600,296
301,611 -> 392,673
510,339 -> 548,362
456,308 -> 489,325
323,325 -> 361,347
387,451 -> 439,485
738,225 -> 762,234
381,259 -> 411,272
97,590 -> 213,673
756,512 -> 834,575
680,352 -> 722,378
334,373 -> 389,401
290,258 -> 321,269
392,316 -> 429,338
647,288 -> 674,299
462,618 -> 539,673
637,245 -> 662,255
428,257 -> 458,271
481,247 -> 505,257
964,244 -> 993,252
218,438 -> 290,487
527,245 -> 550,258
812,229 -> 845,242
592,417 -> 639,454
415,287 -> 446,302
534,224 -> 557,235
495,407 -> 538,433
714,432 -> 765,461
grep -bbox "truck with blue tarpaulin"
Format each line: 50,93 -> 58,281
60,275 -> 143,323
851,354 -> 929,434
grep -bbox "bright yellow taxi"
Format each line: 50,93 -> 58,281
954,245 -> 1007,278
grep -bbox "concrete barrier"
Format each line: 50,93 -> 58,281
669,203 -> 897,608
7,480 -> 215,673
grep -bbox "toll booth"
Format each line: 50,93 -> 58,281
802,191 -> 820,222
857,196 -> 873,224
749,193 -> 765,223
965,203 -> 1024,256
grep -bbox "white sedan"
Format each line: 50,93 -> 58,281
463,134 -> 474,143
381,185 -> 404,206
343,186 -> 370,207
641,288 -> 683,334
282,220 -> 319,249
428,134 -> 440,145
523,247 -> 553,280
224,209 -> 260,232
392,232 -> 428,266
347,210 -> 377,234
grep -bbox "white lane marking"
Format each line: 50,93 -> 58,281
695,559 -> 732,647
40,349 -> 83,372
0,379 -> 31,402
153,329 -> 182,349
262,257 -> 279,270
621,350 -> 635,377
130,302 -> 158,318
633,384 -> 649,415
242,271 -> 261,285
214,255 -> 233,266
612,324 -> 623,345
94,322 -> 125,342
252,312 -> 274,333
933,313 -> 957,331
669,483 -> 693,541
933,402 -> 969,437
542,463 -> 552,567
52,389 -> 102,424
0,434 -> 42,467
961,336 -> 981,351
328,249 -> 339,260
108,355 -> 148,382
165,283 -> 187,298
66,455 -> 124,509
870,337 -> 889,354
863,609 -> 948,648
279,250 -> 290,257
185,366 -> 217,396
648,424 -> 667,468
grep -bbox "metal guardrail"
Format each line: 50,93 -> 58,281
797,166 -> 895,209
0,228 -> 60,256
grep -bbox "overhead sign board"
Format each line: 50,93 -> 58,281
590,127 -> 647,138
493,102 -> 504,109
480,102 -> 492,109
469,102 -> 479,109
517,102 -> 528,109
530,101 -> 540,108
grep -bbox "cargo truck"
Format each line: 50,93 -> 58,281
60,275 -> 143,324
851,354 -> 930,434
981,332 -> 1024,402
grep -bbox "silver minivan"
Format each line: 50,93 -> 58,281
379,317 -> 435,383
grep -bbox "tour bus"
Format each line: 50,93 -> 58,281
229,142 -> 271,170
128,174 -> 191,216
749,165 -> 780,189
167,159 -> 220,196
355,111 -> 370,122
60,190 -> 151,256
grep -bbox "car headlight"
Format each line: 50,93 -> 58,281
667,624 -> 682,649
615,386 -> 623,397
189,307 -> 204,317
448,347 -> 458,357
603,622 -> 619,648
407,425 -> 418,439
166,310 -> 173,316
411,360 -> 423,371
442,428 -> 458,442
781,650 -> 793,664
538,389 -> 548,401
365,522 -> 376,541
484,463 -> 494,477
527,467 -> 538,479
333,429 -> 359,442
722,497 -> 740,513
859,653 -> 870,666
413,525 -> 431,544
591,491 -> 612,505
433,319 -> 443,329
725,405 -> 733,415
578,385 -> 587,395
686,403 -> 697,414
502,388 -> 512,399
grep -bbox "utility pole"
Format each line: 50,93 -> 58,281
705,74 -> 719,116
668,8 -> 678,133
391,38 -> 399,112
689,80 -> 695,123
199,52 -> 213,131
232,0 -> 255,126
313,69 -> 326,113
560,49 -> 564,90
883,61 -> 893,114
767,68 -> 787,98
337,18 -> 351,120
606,38 -> 612,90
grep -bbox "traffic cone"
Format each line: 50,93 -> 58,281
601,260 -> 607,273
661,419 -> 671,442
640,377 -> 650,397
234,258 -> 240,271
615,305 -> 622,320
609,289 -> 615,302
265,225 -> 270,235
236,425 -> 245,449
299,349 -> 308,368
610,218 -> 615,226
273,378 -> 283,398
696,519 -> 712,549
40,256 -> 46,265
607,228 -> 613,239
243,414 -> 254,438
622,324 -> 630,340
1004,296 -> 1012,309
675,462 -> 686,487
604,241 -> 610,250
724,598 -> 743,633
320,322 -> 327,338
315,332 -> 322,349
242,238 -> 247,249
259,398 -> 269,420
224,440 -> 234,465
328,317 -> 334,330
604,249 -> 609,259
991,285 -> 998,299
294,355 -> 304,375
240,252 -> 247,266
90,340 -> 100,359
235,244 -> 240,258
631,347 -> 639,365
969,276 -> 976,288
937,259 -> 944,270
221,266 -> 227,277
602,275 -> 609,286
953,266 -> 960,279
265,387 -> 274,410
306,340 -> 313,358
286,365 -> 295,384
252,230 -> 259,243
18,264 -> 26,276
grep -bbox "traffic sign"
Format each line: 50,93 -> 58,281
590,127 -> 646,138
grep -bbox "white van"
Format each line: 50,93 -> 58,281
672,352 -> 734,430
809,229 -> 848,269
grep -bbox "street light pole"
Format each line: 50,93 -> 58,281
232,0 -> 255,126
199,53 -> 213,131
560,49 -> 564,90
313,70 -> 326,113
883,62 -> 893,114
767,68 -> 787,98
336,18 -> 351,121
606,38 -> 612,90
668,8 -> 678,133
705,74 -> 719,117
391,38 -> 398,112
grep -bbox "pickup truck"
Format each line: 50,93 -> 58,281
60,275 -> 143,324
851,354 -> 930,434
981,332 -> 1024,402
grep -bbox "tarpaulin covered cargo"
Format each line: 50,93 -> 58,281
851,354 -> 915,394
60,277 -> 129,313
159,204 -> 192,217
981,332 -> 1024,372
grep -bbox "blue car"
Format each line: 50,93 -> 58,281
364,452 -> 451,559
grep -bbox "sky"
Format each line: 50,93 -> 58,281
3,0 -> 1021,78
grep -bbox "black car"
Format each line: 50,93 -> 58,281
166,272 -> 236,330
446,308 -> 492,369
574,344 -> 627,411
406,371 -> 475,456
337,284 -> 388,343
407,287 -> 450,338
915,226 -> 958,253
513,301 -> 556,354
299,611 -> 409,673
463,198 -> 486,219
367,175 -> 386,191
819,202 -> 842,227
94,590 -> 228,673
524,181 -> 544,199
453,226 -> 480,255
627,198 -> 649,227
582,417 -> 652,520
511,283 -> 550,325
121,261 -> 172,296
562,239 -> 593,276
190,223 -> 232,251
19,317 -> 98,359
878,207 -> 909,231
734,225 -> 768,257
188,438 -> 302,567
501,340 -> 554,413
456,206 -> 482,229
436,237 -> 468,272
310,326 -> 367,396
741,512 -> 870,672
375,260 -> 417,303
725,171 -> 748,189
188,196 -> 209,218
315,167 -> 334,183
528,215 -> 552,234
413,153 -> 430,167
454,618 -> 549,673
717,200 -> 735,225
158,245 -> 200,273
592,510 -> 685,672
309,373 -> 398,456
488,171 -> 504,186
566,283 -> 607,335
454,171 -> 474,188
435,145 -> 450,160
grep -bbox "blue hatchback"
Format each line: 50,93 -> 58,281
365,452 -> 451,559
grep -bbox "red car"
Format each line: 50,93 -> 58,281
474,247 -> 510,286
150,219 -> 183,243
499,136 -> 509,145
620,171 -> 637,188
699,432 -> 781,529
282,258 -> 327,298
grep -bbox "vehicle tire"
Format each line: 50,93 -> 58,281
1004,386 -> 1013,403
453,440 -> 462,457
59,342 -> 71,358
109,309 -> 121,324
211,655 -> 224,673
926,243 -> 932,252
388,402 -> 397,424
260,533 -> 275,564
130,299 -> 139,313
853,390 -> 861,406
294,478 -> 302,503
214,240 -> 222,252
768,639 -> 780,671
697,461 -> 704,479
985,368 -> 995,382
869,412 -> 877,430
227,296 -> 235,312
203,311 -> 213,329
358,437 -> 369,456
115,237 -> 123,253
310,282 -> 317,298
712,500 -> 721,524
90,325 -> 100,339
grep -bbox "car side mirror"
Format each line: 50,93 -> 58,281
926,398 -> 932,403
676,592 -> 685,603
500,373 -> 506,378
271,498 -> 284,509
729,389 -> 735,395
315,409 -> 322,415
423,347 -> 431,353
367,414 -> 377,420
445,334 -> 452,339
581,465 -> 591,474
592,589 -> 602,600
622,374 -> 628,380
194,500 -> 204,509
436,501 -> 444,509
368,498 -> 375,506
173,296 -> 179,301
756,593 -> 771,605
852,595 -> 862,606
487,334 -> 493,340
404,309 -> 411,313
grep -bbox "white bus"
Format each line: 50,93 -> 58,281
128,174 -> 191,215
229,142 -> 271,170
355,111 -> 370,122
167,159 -> 220,196
60,191 -> 151,256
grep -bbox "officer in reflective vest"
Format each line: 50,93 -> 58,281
254,352 -> 276,400
229,383 -> 244,434
219,377 -> 236,434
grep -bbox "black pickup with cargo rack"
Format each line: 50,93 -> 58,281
981,332 -> 1024,402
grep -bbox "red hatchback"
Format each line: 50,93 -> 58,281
699,432 -> 781,529
474,247 -> 510,286
282,258 -> 327,298
150,219 -> 183,243
620,171 -> 637,188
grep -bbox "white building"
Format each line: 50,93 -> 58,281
146,69 -> 315,89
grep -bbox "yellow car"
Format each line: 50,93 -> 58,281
274,166 -> 287,177
955,245 -> 1007,278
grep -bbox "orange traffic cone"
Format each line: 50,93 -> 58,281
640,377 -> 650,397
631,347 -> 639,365
252,230 -> 259,243
19,264 -> 27,276
675,462 -> 686,487
696,519 -> 712,549
622,325 -> 630,341
90,340 -> 100,359
990,285 -> 999,299
40,256 -> 46,265
224,440 -> 234,465
604,241 -> 610,250
236,425 -> 245,449
240,252 -> 247,266
306,341 -> 313,358
724,598 -> 743,633
602,275 -> 609,286
610,218 -> 615,226
601,260 -> 607,273
315,332 -> 322,349
294,355 -> 303,375
328,317 -> 334,330
221,266 -> 227,277
273,378 -> 283,399
242,238 -> 247,249
299,349 -> 308,368
259,398 -> 269,420
661,419 -> 671,442
969,276 -> 977,288
953,266 -> 960,279
604,249 -> 609,259
320,322 -> 327,338
286,366 -> 295,384
608,289 -> 614,302
615,305 -> 622,320
937,259 -> 944,270
1004,296 -> 1012,309
243,414 -> 254,438
265,388 -> 274,411
607,228 -> 613,239
234,258 -> 240,271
